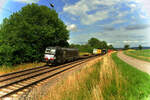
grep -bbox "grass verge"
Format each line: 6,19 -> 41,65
0,62 -> 45,75
124,49 -> 150,62
112,52 -> 150,100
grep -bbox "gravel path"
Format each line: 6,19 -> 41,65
117,51 -> 150,75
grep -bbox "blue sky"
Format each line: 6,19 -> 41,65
0,0 -> 150,48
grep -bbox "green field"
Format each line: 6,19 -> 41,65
124,49 -> 150,62
112,53 -> 150,100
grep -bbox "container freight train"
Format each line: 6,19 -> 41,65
93,48 -> 107,55
44,47 -> 79,65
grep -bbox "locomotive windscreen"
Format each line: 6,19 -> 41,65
45,48 -> 56,55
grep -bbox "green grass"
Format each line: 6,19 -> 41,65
124,49 -> 150,62
112,52 -> 150,100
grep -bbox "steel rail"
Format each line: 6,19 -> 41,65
0,55 -> 92,78
0,55 -> 96,89
0,57 -> 89,83
0,56 -> 99,99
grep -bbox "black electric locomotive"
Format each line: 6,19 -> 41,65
102,49 -> 107,54
44,47 -> 79,65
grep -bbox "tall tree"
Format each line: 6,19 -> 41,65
88,37 -> 100,48
138,45 -> 142,50
0,4 -> 69,65
101,41 -> 108,49
124,44 -> 130,50
88,37 -> 108,49
108,45 -> 114,50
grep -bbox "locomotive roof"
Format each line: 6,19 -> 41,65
46,47 -> 78,50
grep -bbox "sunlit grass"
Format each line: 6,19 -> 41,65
112,52 -> 150,100
124,49 -> 150,62
0,62 -> 45,75
79,52 -> 91,56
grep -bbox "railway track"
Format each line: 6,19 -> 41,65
0,55 -> 99,99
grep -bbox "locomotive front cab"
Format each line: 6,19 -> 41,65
44,47 -> 56,64
102,49 -> 107,54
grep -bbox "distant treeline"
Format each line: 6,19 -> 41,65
70,37 -> 114,53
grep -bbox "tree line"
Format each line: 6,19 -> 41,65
124,44 -> 143,50
70,37 -> 114,53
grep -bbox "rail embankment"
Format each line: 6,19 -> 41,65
40,53 -> 150,100
0,63 -> 45,75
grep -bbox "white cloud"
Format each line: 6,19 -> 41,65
112,19 -> 126,25
67,24 -> 77,32
65,0 -> 150,47
118,11 -> 128,17
108,42 -> 114,45
0,0 -> 7,13
81,11 -> 108,25
63,0 -> 111,25
14,0 -> 40,3
132,0 -> 150,16
104,27 -> 150,47
127,3 -> 138,12
139,14 -> 148,19
67,40 -> 71,44
123,40 -> 139,43
70,17 -> 77,21
63,0 -> 138,25
130,4 -> 136,8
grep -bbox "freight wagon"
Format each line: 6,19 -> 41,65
93,48 -> 107,55
93,49 -> 102,55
